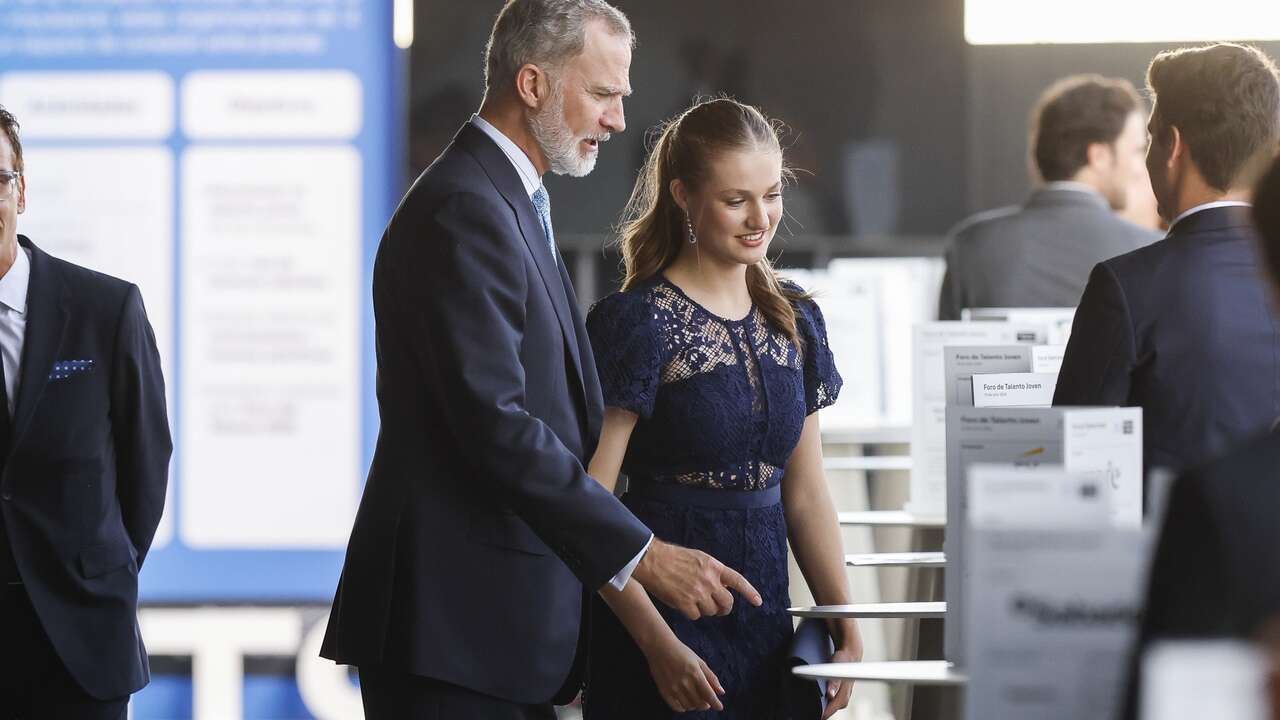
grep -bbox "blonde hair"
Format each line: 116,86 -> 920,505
617,97 -> 806,345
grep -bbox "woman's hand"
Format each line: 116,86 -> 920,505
821,643 -> 863,719
640,633 -> 725,713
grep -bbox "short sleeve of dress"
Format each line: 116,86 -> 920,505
794,294 -> 842,415
586,290 -> 665,418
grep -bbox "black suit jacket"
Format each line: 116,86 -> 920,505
1053,206 -> 1280,473
320,123 -> 652,704
1121,432 -> 1280,719
3,235 -> 170,699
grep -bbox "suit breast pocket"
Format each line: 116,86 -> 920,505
468,509 -> 550,556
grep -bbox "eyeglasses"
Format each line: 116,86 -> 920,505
0,171 -> 20,201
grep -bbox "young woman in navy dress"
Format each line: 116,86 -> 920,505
583,98 -> 862,719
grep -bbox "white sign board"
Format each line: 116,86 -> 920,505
908,325 -> 1046,515
964,525 -> 1146,720
944,406 -> 1143,663
972,372 -> 1057,407
1032,345 -> 1067,374
823,257 -> 945,428
787,269 -> 885,428
967,464 -> 1111,528
1142,642 -> 1269,720
963,306 -> 1076,345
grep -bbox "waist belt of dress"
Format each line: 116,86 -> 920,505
625,480 -> 781,510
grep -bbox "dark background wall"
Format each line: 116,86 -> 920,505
407,1 -> 1280,291
410,1 -> 967,239
967,40 -> 1280,211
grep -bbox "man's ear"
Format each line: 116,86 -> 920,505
514,64 -> 550,110
1165,125 -> 1185,170
1086,141 -> 1116,172
15,175 -> 24,215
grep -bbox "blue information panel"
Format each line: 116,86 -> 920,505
0,0 -> 402,602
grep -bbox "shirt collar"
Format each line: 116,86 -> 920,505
0,245 -> 30,315
1040,181 -> 1107,202
470,114 -> 542,199
1168,200 -> 1253,231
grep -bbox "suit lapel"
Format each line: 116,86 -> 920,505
457,124 -> 589,401
11,237 -> 67,447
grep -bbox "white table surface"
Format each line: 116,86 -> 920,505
788,602 -> 946,619
823,455 -> 912,472
793,661 -> 967,686
821,425 -> 912,446
838,510 -> 945,528
845,551 -> 945,568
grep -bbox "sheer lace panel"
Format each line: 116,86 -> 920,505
651,284 -> 801,388
653,284 -> 739,384
730,323 -> 765,414
753,312 -> 803,370
660,461 -> 783,492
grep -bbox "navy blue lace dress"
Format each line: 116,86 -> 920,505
582,276 -> 841,720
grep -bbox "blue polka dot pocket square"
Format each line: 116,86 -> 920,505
49,359 -> 96,381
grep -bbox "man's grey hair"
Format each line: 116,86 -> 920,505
484,0 -> 633,96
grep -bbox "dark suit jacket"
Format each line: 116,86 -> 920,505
938,187 -> 1158,320
3,235 -> 170,699
1120,432 -> 1280,719
1052,206 -> 1280,474
320,123 -> 652,704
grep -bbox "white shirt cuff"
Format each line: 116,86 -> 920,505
608,533 -> 653,591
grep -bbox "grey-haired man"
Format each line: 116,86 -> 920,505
320,2 -> 758,717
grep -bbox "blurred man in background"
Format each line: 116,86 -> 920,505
0,106 -> 171,718
938,74 -> 1159,319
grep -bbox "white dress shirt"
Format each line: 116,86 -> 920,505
471,115 -> 542,198
0,246 -> 31,417
1168,200 -> 1253,232
468,115 -> 652,591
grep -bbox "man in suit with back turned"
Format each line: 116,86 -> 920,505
1120,155 -> 1280,718
1053,43 -> 1280,476
937,74 -> 1159,320
0,105 -> 171,718
321,2 -> 761,717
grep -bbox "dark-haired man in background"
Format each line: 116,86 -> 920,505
1053,43 -> 1280,475
938,74 -> 1159,319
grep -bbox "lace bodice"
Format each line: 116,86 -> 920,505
586,276 -> 841,491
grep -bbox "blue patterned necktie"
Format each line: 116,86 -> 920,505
531,185 -> 557,264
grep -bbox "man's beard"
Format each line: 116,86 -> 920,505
529,82 -> 604,177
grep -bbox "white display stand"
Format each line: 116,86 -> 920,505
963,306 -> 1076,345
792,257 -> 945,432
943,407 -> 1143,663
787,268 -> 885,428
1141,642 -> 1269,720
962,465 -> 1148,720
908,328 -> 1047,515
1032,345 -> 1067,374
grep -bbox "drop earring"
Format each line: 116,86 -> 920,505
685,213 -> 697,244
